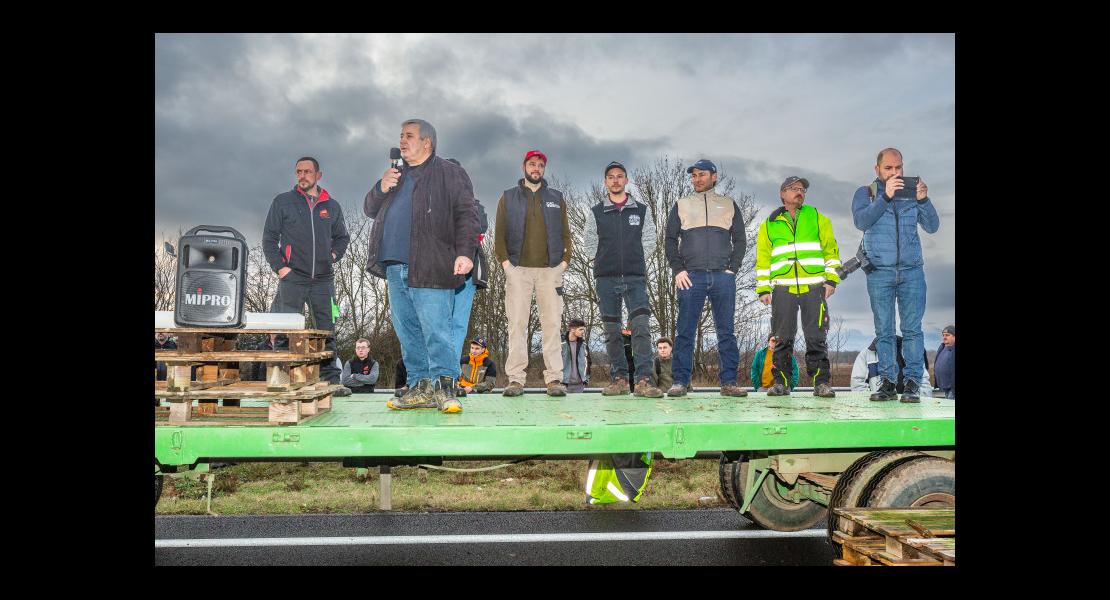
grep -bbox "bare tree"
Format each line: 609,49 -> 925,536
153,232 -> 180,312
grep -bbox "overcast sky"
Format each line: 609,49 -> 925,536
155,33 -> 955,352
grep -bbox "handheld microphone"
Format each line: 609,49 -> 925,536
388,147 -> 403,191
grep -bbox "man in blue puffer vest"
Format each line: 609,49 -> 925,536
851,148 -> 940,403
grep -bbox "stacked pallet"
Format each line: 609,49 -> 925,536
831,507 -> 955,566
155,327 -> 340,425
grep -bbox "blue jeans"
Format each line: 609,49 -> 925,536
386,264 -> 460,386
451,274 -> 477,358
673,270 -> 740,386
866,266 -> 926,385
596,276 -> 654,382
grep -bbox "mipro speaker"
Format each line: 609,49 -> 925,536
174,225 -> 248,328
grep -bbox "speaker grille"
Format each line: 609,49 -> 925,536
177,271 -> 240,326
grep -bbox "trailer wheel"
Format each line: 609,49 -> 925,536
826,450 -> 923,556
155,473 -> 164,507
718,454 -> 744,510
737,460 -> 827,532
865,456 -> 955,509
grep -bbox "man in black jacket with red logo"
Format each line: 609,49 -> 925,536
262,156 -> 351,393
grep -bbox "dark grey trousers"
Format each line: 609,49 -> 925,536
770,285 -> 831,387
271,271 -> 341,384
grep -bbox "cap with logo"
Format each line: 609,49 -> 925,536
471,336 -> 489,348
686,159 -> 717,174
523,150 -> 548,165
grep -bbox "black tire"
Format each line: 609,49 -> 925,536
718,454 -> 744,510
826,450 -> 923,557
738,461 -> 827,532
155,473 -> 164,507
866,456 -> 955,508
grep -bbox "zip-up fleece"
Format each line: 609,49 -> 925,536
363,154 -> 481,289
851,177 -> 940,270
664,188 -> 746,276
263,187 -> 350,279
589,194 -> 651,278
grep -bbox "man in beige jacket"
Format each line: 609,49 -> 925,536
494,149 -> 572,397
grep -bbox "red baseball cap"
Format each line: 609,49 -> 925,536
523,149 -> 548,165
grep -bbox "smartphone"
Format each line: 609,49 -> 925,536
894,176 -> 920,199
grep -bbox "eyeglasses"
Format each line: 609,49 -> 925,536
784,186 -> 807,193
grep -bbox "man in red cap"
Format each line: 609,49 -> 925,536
494,150 -> 573,397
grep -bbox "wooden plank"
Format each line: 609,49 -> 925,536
317,393 -> 332,411
198,364 -> 220,382
168,400 -> 191,424
288,334 -> 311,354
903,537 -> 956,564
269,400 -> 301,424
155,382 -> 342,401
156,327 -> 333,336
197,400 -> 218,415
300,397 -> 319,416
176,333 -> 202,353
166,365 -> 194,392
200,337 -> 216,352
306,364 -> 320,384
874,552 -> 942,566
157,350 -> 333,363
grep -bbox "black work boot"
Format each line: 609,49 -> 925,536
814,382 -> 836,398
767,383 -> 790,397
434,376 -> 463,413
900,379 -> 921,403
870,377 -> 897,401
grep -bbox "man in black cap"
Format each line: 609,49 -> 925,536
458,335 -> 498,395
754,176 -> 842,398
933,325 -> 955,399
663,159 -> 748,397
581,161 -> 662,397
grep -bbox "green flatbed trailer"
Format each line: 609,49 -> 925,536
155,391 -> 955,533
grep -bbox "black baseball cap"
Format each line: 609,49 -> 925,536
780,176 -> 810,191
471,336 -> 488,348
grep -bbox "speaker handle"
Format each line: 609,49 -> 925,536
184,225 -> 247,242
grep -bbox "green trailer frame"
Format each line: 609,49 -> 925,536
155,392 -> 955,530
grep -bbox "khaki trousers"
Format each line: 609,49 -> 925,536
504,264 -> 565,384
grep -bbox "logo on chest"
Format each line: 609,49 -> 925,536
319,208 -> 330,219
545,202 -> 560,209
628,214 -> 641,227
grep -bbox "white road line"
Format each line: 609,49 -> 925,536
156,529 -> 826,548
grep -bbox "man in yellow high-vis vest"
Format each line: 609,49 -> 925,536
755,176 -> 842,398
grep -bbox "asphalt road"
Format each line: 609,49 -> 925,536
155,509 -> 834,565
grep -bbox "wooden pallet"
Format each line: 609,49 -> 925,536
156,381 -> 340,425
155,327 -> 337,424
832,507 -> 955,566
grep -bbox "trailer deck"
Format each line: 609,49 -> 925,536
155,392 -> 955,466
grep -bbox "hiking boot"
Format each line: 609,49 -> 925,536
634,378 -> 664,398
721,384 -> 748,397
386,378 -> 437,410
333,385 -> 352,397
394,386 -> 408,398
900,379 -> 921,403
767,383 -> 790,397
434,376 -> 463,413
666,383 -> 688,397
814,382 -> 836,398
870,377 -> 897,401
456,384 -> 467,398
503,381 -> 524,397
546,381 -> 567,396
603,378 -> 631,396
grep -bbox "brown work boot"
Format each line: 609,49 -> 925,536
721,384 -> 748,397
502,381 -> 524,397
602,378 -> 631,396
546,381 -> 567,396
634,378 -> 664,398
666,383 -> 688,397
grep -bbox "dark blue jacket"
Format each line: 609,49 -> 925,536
851,178 -> 939,270
263,187 -> 350,280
